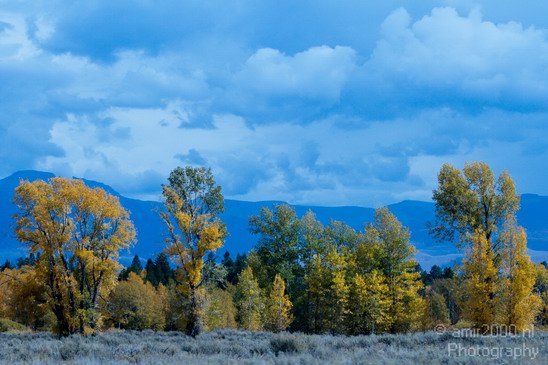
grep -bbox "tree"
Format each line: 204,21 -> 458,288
14,177 -> 135,336
249,204 -> 303,292
234,267 -> 264,331
265,274 -> 293,332
204,286 -> 237,331
497,223 -> 541,332
107,272 -> 165,330
0,260 -> 12,271
424,288 -> 450,329
348,271 -> 391,334
367,208 -> 425,333
431,162 -> 519,250
119,255 -> 143,281
462,229 -> 497,330
0,265 -> 50,330
160,166 -> 225,336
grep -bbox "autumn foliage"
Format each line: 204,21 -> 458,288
0,162 -> 544,338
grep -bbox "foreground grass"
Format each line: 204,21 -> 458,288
0,329 -> 546,365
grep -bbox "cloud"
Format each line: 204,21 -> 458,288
355,7 -> 548,115
0,2 -> 547,207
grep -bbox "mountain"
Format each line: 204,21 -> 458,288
1,170 -> 547,269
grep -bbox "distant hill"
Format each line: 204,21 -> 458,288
1,170 -> 547,269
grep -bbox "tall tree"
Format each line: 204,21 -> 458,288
368,208 -> 424,333
462,229 -> 498,329
14,178 -> 135,336
265,274 -> 293,332
431,162 -> 519,250
234,266 -> 264,331
249,204 -> 302,293
160,166 -> 225,336
497,222 -> 541,332
119,255 -> 143,281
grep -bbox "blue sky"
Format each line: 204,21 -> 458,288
0,0 -> 547,206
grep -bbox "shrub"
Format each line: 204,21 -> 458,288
0,318 -> 28,332
270,333 -> 305,355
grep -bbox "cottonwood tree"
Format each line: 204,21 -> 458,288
14,178 -> 135,336
496,221 -> 541,332
432,162 -> 539,331
431,162 -> 519,251
160,166 -> 225,336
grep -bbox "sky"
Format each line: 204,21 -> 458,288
0,0 -> 547,207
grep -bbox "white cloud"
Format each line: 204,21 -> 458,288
236,46 -> 357,102
363,7 -> 548,109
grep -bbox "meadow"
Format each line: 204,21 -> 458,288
0,329 -> 546,365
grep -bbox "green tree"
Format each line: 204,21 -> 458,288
234,267 -> 264,331
431,162 -> 519,250
249,204 -> 302,292
161,166 -> 225,337
367,208 -> 424,333
119,255 -> 143,281
204,286 -> 237,330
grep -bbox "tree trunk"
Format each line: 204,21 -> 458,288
186,285 -> 203,337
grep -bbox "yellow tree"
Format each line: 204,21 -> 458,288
1,266 -> 50,330
463,229 -> 497,330
497,223 -> 541,332
107,272 -> 165,330
324,246 -> 350,334
367,208 -> 424,333
14,177 -> 135,336
234,266 -> 264,331
204,286 -> 237,331
348,271 -> 391,334
265,274 -> 293,332
160,166 -> 225,336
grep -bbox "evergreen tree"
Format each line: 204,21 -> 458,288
144,259 -> 158,286
154,253 -> 172,286
0,260 -> 12,271
119,255 -> 143,281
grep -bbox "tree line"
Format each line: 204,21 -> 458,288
0,163 -> 547,337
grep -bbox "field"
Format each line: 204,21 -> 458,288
0,329 -> 546,365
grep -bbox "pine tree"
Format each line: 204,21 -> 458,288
234,267 -> 264,331
266,274 -> 293,332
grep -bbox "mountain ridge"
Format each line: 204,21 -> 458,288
1,170 -> 547,268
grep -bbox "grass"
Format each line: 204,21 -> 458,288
0,329 -> 546,364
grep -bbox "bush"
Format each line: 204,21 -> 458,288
0,318 -> 28,332
270,333 -> 305,355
